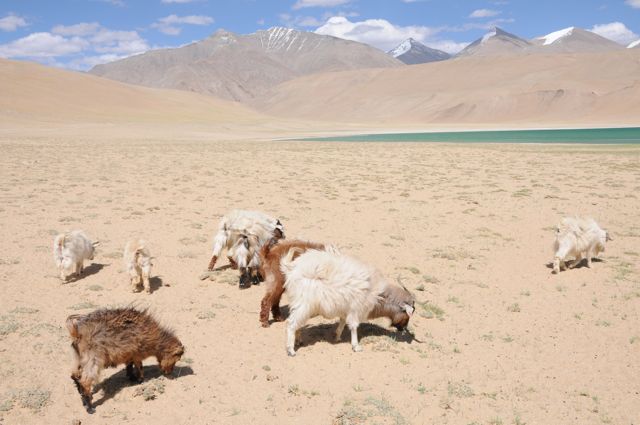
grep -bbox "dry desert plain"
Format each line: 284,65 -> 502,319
0,134 -> 639,425
1,55 -> 640,425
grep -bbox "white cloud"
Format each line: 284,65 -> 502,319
152,14 -> 214,35
0,22 -> 150,69
428,40 -> 470,54
279,13 -> 324,28
315,16 -> 467,54
98,0 -> 125,6
293,0 -> 351,10
0,32 -> 88,58
0,14 -> 28,32
591,22 -> 638,45
469,9 -> 501,18
625,0 -> 640,8
52,22 -> 102,37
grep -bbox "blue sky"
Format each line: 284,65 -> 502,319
1,0 -> 639,70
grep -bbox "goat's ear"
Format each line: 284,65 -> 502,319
92,241 -> 101,247
402,303 -> 414,316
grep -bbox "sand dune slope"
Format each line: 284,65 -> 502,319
253,50 -> 640,126
0,58 -> 286,138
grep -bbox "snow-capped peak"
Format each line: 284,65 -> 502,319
481,28 -> 498,43
628,39 -> 640,48
389,38 -> 416,57
537,27 -> 575,46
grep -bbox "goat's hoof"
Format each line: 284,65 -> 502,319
352,345 -> 363,352
85,406 -> 95,414
287,350 -> 296,357
272,315 -> 284,322
260,321 -> 270,328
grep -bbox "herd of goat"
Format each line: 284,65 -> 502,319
53,210 -> 611,413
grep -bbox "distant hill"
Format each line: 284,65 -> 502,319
457,27 -> 532,57
388,38 -> 450,64
532,27 -> 624,53
0,58 -> 270,127
252,50 -> 640,126
89,27 -> 402,102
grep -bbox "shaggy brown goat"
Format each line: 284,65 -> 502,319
66,307 -> 184,413
258,239 -> 325,327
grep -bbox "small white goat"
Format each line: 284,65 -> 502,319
53,230 -> 99,281
553,216 -> 611,273
123,239 -> 153,293
281,248 -> 415,356
207,210 -> 285,288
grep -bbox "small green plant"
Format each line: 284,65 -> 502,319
507,303 -> 521,313
418,302 -> 445,320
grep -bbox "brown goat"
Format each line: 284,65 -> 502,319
66,307 -> 184,413
258,239 -> 325,327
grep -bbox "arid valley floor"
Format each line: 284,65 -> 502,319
0,136 -> 639,424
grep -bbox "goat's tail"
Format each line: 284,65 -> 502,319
66,314 -> 82,339
280,247 -> 306,275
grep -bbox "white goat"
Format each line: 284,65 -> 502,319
53,230 -> 99,281
553,216 -> 611,273
281,248 -> 415,356
123,239 -> 153,293
207,210 -> 285,288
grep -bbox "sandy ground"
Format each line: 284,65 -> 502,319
0,137 -> 639,425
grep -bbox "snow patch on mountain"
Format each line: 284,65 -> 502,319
537,27 -> 575,46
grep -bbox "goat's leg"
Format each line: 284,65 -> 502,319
335,317 -> 346,342
270,284 -> 286,322
78,361 -> 98,413
286,308 -> 309,357
553,243 -> 571,273
347,317 -> 362,352
130,273 -> 141,292
259,291 -> 272,327
207,255 -> 218,271
142,265 -> 151,294
134,360 -> 144,383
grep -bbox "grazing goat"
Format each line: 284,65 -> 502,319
53,230 -> 99,281
281,249 -> 415,356
123,239 -> 153,293
207,210 -> 285,288
258,239 -> 326,327
553,216 -> 612,273
66,307 -> 184,413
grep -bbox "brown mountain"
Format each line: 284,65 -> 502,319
251,50 -> 640,126
89,27 -> 402,102
532,27 -> 624,53
457,27 -> 532,57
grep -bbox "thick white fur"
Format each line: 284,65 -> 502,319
53,230 -> 97,281
282,248 -> 408,356
210,210 -> 284,269
553,216 -> 610,273
123,239 -> 152,293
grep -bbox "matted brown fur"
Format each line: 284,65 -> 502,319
368,282 -> 416,331
258,239 -> 325,327
66,307 -> 184,413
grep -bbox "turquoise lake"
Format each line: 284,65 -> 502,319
303,127 -> 640,144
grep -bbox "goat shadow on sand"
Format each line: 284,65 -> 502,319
296,322 -> 416,352
91,364 -> 194,408
148,276 -> 164,293
545,258 -> 604,270
65,263 -> 107,283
